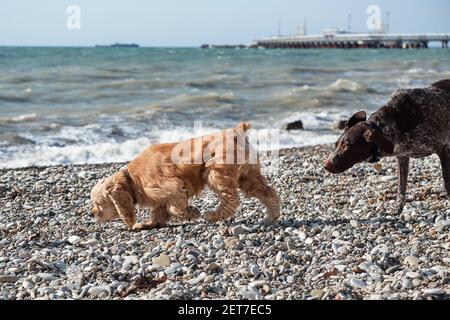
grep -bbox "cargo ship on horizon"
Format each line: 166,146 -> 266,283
95,43 -> 139,48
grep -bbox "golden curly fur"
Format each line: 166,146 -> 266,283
90,123 -> 280,230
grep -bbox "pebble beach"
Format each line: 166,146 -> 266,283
0,144 -> 449,300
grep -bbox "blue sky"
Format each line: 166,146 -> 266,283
1,0 -> 449,46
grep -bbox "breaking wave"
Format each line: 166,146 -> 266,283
163,92 -> 237,106
328,79 -> 368,93
0,113 -> 38,124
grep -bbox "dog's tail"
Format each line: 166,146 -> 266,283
235,122 -> 251,133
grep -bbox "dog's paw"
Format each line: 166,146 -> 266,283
259,215 -> 277,226
131,223 -> 146,231
395,197 -> 406,214
186,205 -> 201,220
396,205 -> 405,215
131,223 -> 144,231
131,222 -> 159,231
395,202 -> 406,214
202,211 -> 221,223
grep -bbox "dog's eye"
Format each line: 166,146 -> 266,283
341,141 -> 350,150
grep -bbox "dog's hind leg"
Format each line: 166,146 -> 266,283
168,203 -> 201,221
239,165 -> 280,225
438,147 -> 450,196
204,168 -> 240,223
396,156 -> 410,214
166,191 -> 201,221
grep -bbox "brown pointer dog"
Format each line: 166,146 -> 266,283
324,80 -> 450,213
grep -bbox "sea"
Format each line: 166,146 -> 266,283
0,47 -> 449,168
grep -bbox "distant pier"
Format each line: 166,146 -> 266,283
255,31 -> 450,49
201,44 -> 247,49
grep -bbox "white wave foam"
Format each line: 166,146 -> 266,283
0,124 -> 228,168
408,68 -> 438,74
0,111 -> 348,168
1,138 -> 151,169
265,111 -> 344,150
157,126 -> 221,143
328,79 -> 367,93
254,127 -> 338,151
279,130 -> 339,149
164,92 -> 236,106
0,113 -> 37,124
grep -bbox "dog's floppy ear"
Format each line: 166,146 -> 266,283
363,128 -> 394,154
106,173 -> 136,228
346,111 -> 367,128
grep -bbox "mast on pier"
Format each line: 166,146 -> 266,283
348,14 -> 352,33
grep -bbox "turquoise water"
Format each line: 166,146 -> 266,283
0,47 -> 449,168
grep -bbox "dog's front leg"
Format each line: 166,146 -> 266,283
133,207 -> 170,231
438,147 -> 450,196
396,156 -> 410,214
